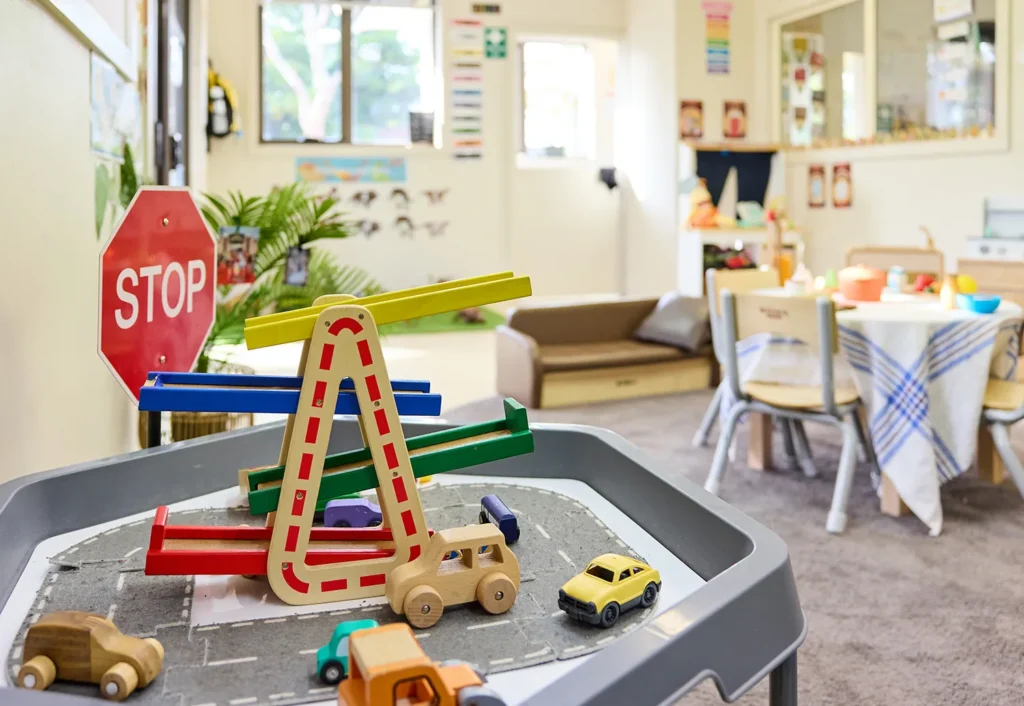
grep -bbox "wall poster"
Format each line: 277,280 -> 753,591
832,163 -> 852,208
808,164 -> 826,208
451,18 -> 485,159
702,1 -> 733,75
723,100 -> 747,138
679,100 -> 704,139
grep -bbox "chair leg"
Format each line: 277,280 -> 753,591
692,383 -> 724,448
791,420 -> 818,478
780,418 -> 797,467
826,414 -> 860,534
988,422 -> 1024,499
705,402 -> 747,496
853,408 -> 878,471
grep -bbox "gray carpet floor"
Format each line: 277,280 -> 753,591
445,391 -> 1024,706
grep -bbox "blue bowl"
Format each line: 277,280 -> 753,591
957,293 -> 1002,314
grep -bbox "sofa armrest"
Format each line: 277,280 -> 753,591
496,325 -> 542,408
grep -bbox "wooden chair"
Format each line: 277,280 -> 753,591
704,291 -> 872,533
979,379 -> 1024,496
844,245 -> 944,282
693,267 -> 782,449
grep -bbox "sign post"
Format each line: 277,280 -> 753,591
98,187 -> 217,446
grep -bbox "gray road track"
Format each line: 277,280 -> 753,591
5,483 -> 656,706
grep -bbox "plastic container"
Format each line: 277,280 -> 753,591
886,266 -> 907,292
956,293 -> 1002,314
838,265 -> 886,302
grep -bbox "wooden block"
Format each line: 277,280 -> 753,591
879,474 -> 909,517
977,425 -> 1006,485
747,412 -> 774,471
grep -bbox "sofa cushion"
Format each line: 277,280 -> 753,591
632,292 -> 710,352
538,340 -> 686,372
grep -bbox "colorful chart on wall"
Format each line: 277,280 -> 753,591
832,163 -> 852,208
702,1 -> 733,75
295,157 -> 408,183
450,18 -> 485,159
808,164 -> 826,208
781,32 -> 825,146
679,100 -> 704,139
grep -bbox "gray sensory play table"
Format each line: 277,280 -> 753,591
0,420 -> 806,706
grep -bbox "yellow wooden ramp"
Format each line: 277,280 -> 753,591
244,272 -> 532,350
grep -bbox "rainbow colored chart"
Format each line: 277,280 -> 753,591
702,1 -> 733,75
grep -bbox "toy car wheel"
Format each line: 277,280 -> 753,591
476,572 -> 516,615
99,662 -> 138,701
640,582 -> 659,608
404,584 -> 444,628
368,519 -> 382,527
599,602 -> 620,628
18,655 -> 56,691
319,659 -> 345,685
334,520 -> 351,528
457,684 -> 507,706
479,511 -> 487,524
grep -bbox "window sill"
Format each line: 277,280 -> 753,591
253,141 -> 448,160
782,132 -> 1009,164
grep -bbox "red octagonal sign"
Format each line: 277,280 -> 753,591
99,187 -> 216,403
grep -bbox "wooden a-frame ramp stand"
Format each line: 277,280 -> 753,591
242,272 -> 532,606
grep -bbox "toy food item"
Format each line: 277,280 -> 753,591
838,265 -> 886,302
913,273 -> 936,292
324,498 -> 383,528
939,274 -> 959,310
386,524 -> 520,629
957,274 -> 978,294
687,179 -> 719,228
479,494 -> 519,544
316,619 -> 379,684
337,623 -> 507,706
558,554 -> 661,628
17,612 -> 164,701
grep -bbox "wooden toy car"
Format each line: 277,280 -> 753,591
386,524 -> 520,629
558,554 -> 661,628
17,611 -> 164,701
316,619 -> 379,684
324,498 -> 383,528
478,494 -> 519,544
337,623 -> 506,706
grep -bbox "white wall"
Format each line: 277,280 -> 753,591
206,0 -> 627,295
620,0 -> 677,296
754,0 -> 1023,275
0,0 -> 136,481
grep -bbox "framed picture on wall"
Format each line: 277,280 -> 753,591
723,101 -> 747,138
832,163 -> 853,208
808,164 -> 826,208
679,100 -> 704,139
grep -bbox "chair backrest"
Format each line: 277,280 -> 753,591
706,267 -> 780,362
845,245 -> 944,281
720,291 -> 842,416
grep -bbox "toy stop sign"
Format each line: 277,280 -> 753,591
99,187 -> 216,402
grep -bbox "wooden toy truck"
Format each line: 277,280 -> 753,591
385,524 -> 520,629
337,623 -> 505,706
17,612 -> 164,701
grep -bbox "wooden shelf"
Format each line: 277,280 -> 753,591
682,141 -> 781,154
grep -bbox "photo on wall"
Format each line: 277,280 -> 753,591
723,100 -> 747,139
808,164 -> 826,208
832,163 -> 853,208
679,100 -> 704,139
285,246 -> 309,286
216,226 -> 260,285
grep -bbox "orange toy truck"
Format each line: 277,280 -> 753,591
337,623 -> 505,706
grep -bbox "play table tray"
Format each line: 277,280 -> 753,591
0,420 -> 805,706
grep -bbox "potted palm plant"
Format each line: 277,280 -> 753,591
139,183 -> 380,444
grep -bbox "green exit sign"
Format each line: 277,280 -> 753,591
485,27 -> 507,59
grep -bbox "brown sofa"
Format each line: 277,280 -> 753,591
496,298 -> 714,408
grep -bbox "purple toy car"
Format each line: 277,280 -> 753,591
324,498 -> 383,528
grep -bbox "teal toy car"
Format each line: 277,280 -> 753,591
316,619 -> 379,684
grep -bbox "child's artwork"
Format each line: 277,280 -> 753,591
216,226 -> 260,284
679,100 -> 704,139
808,164 -> 826,208
295,157 -> 407,183
723,101 -> 747,138
832,163 -> 852,208
91,53 -> 142,160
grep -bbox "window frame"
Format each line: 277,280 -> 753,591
257,2 -> 437,147
768,0 -> 1010,162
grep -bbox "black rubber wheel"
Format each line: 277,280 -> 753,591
640,582 -> 658,608
599,602 -> 620,628
334,520 -> 351,528
368,519 -> 382,527
479,511 -> 487,524
319,660 -> 345,685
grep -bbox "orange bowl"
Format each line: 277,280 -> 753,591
838,265 -> 886,302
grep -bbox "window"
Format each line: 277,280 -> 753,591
260,1 -> 436,145
632,567 -> 644,576
585,564 -> 614,583
618,570 -> 631,581
520,41 -> 595,158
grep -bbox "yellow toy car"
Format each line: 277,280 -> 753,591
558,554 -> 661,628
